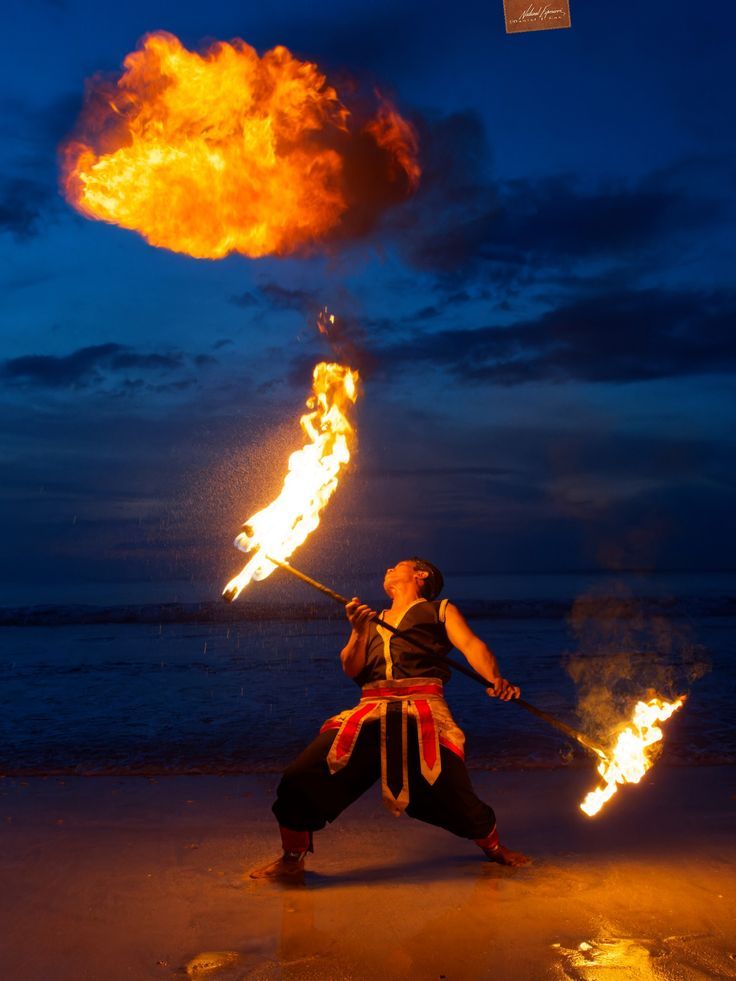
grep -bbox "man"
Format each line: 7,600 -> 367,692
251,558 -> 529,880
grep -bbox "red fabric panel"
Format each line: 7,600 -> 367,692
334,702 -> 375,760
439,736 -> 464,760
414,698 -> 437,769
280,827 -> 311,852
361,682 -> 443,699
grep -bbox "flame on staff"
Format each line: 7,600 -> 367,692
59,31 -> 419,259
580,695 -> 685,817
223,360 -> 359,603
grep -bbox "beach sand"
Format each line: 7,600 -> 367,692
1,766 -> 734,980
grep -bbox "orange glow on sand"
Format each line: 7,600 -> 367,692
60,32 -> 419,258
223,360 -> 359,603
580,696 -> 685,817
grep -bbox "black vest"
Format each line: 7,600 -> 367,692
354,599 -> 453,687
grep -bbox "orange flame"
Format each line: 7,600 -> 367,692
60,31 -> 419,258
364,102 -> 421,189
580,696 -> 685,817
223,360 -> 359,602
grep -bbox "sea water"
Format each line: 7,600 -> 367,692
1,572 -> 733,775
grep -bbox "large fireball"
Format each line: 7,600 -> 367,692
60,31 -> 420,259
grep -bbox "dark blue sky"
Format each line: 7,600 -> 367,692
1,0 -> 735,604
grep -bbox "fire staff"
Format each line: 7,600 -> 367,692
251,557 -> 530,879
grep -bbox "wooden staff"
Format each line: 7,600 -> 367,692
259,555 -> 608,760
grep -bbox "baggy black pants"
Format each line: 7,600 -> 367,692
272,718 -> 495,840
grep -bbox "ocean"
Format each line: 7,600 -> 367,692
1,572 -> 733,776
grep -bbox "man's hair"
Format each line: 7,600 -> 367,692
410,557 -> 444,600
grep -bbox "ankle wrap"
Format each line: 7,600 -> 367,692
474,825 -> 500,852
279,826 -> 313,855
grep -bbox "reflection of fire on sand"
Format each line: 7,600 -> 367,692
2,767 -> 734,978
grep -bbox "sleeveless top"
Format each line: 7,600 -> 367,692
353,598 -> 452,687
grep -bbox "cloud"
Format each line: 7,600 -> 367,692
258,283 -> 323,313
0,92 -> 82,239
1,343 -> 201,389
228,292 -> 259,309
0,178 -> 57,239
3,343 -> 124,387
228,282 -> 327,320
387,112 -> 730,284
369,287 -> 736,385
108,350 -> 183,371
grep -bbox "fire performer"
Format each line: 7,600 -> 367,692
251,558 -> 529,880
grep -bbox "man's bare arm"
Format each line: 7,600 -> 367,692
444,603 -> 520,700
339,598 -> 376,678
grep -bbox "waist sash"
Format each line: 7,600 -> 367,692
321,678 -> 465,816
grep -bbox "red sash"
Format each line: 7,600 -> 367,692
321,678 -> 464,816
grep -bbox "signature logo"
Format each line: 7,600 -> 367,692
503,0 -> 571,32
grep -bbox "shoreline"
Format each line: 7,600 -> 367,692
1,765 -> 734,979
2,593 -> 734,627
2,756 -> 734,779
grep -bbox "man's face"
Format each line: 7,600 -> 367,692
383,560 -> 423,596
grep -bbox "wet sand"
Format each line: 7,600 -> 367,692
1,766 -> 734,979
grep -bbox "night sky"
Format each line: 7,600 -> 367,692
2,0 -> 734,605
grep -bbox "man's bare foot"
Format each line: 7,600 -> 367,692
480,843 -> 531,867
249,852 -> 305,881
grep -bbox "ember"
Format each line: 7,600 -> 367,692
580,696 -> 685,817
222,360 -> 359,603
59,32 -> 419,258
